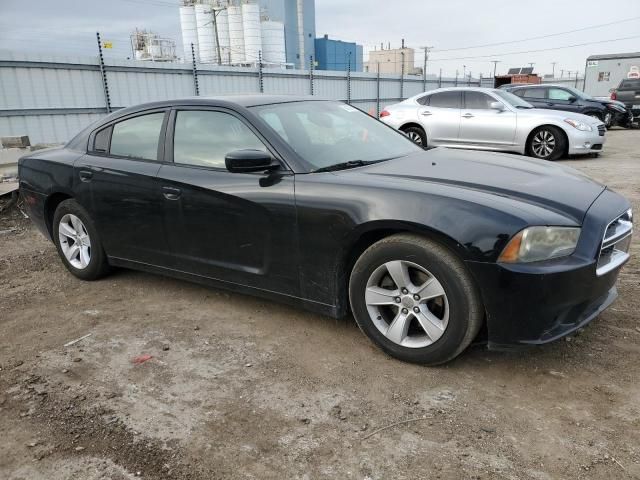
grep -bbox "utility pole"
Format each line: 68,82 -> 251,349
528,62 -> 535,69
422,46 -> 432,92
463,65 -> 466,79
551,62 -> 557,78
560,69 -> 564,78
491,60 -> 500,78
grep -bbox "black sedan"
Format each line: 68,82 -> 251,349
501,84 -> 633,128
18,96 -> 633,365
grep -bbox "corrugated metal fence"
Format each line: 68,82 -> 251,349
0,50 -> 480,144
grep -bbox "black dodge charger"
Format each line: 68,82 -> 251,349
18,96 -> 633,364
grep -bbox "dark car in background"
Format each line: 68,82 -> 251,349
611,78 -> 640,122
502,84 -> 633,128
18,96 -> 633,365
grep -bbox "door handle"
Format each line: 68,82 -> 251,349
79,170 -> 93,182
420,111 -> 433,116
462,113 -> 474,118
162,186 -> 182,200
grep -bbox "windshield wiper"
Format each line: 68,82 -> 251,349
312,160 -> 369,173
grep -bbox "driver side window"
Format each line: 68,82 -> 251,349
548,88 -> 573,101
173,110 -> 267,169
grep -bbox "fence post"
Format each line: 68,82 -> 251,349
96,32 -> 112,113
346,52 -> 351,104
258,50 -> 264,93
400,51 -> 405,99
376,63 -> 381,117
438,68 -> 442,88
191,43 -> 199,96
309,55 -> 314,95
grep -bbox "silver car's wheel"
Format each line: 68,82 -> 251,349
58,213 -> 92,270
365,260 -> 449,348
406,131 -> 423,145
531,130 -> 556,159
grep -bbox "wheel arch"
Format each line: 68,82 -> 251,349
335,220 -> 470,317
44,191 -> 74,238
399,122 -> 425,133
526,124 -> 569,158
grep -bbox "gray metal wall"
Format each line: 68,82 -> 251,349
0,50 -> 479,144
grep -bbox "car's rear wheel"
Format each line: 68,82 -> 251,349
527,126 -> 566,161
349,234 -> 483,365
53,199 -> 110,280
402,126 -> 427,147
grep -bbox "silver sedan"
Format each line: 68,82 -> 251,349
380,87 -> 606,160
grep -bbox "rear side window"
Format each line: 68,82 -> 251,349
110,112 -> 165,161
521,88 -> 546,99
620,79 -> 640,89
428,91 -> 462,108
464,91 -> 493,109
92,126 -> 111,153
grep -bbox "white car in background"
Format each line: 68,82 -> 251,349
380,87 -> 606,161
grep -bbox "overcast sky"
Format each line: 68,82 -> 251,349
1,0 -> 639,78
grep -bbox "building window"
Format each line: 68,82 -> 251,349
598,72 -> 610,82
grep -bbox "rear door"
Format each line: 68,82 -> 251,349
156,107 -> 299,296
75,109 -> 172,266
418,91 -> 462,144
458,91 -> 517,148
513,87 -> 548,109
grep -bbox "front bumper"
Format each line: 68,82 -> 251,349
466,188 -> 631,348
567,127 -> 606,155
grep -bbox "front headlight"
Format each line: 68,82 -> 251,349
498,227 -> 581,263
564,119 -> 592,131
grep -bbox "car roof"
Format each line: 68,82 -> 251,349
417,87 -> 501,95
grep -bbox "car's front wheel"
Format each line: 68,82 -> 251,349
349,234 -> 484,365
402,126 -> 427,147
53,199 -> 110,280
527,126 -> 566,161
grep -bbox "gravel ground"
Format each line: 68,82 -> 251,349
1,130 -> 639,480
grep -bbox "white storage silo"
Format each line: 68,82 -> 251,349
241,2 -> 261,64
179,4 -> 199,62
195,3 -> 216,63
227,4 -> 245,63
215,7 -> 231,64
260,20 -> 285,65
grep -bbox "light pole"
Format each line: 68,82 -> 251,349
491,60 -> 500,78
551,62 -> 557,78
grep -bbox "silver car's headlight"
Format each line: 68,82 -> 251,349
564,119 -> 592,131
498,227 -> 581,263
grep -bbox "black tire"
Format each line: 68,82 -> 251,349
402,125 -> 427,148
526,126 -> 567,161
349,233 -> 484,365
52,199 -> 110,281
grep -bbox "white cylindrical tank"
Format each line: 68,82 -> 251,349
195,3 -> 216,63
227,4 -> 245,63
215,7 -> 230,64
242,2 -> 261,64
179,5 -> 199,62
260,20 -> 285,65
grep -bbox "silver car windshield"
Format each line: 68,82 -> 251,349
251,101 -> 422,171
493,90 -> 534,109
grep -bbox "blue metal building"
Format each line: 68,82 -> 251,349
314,35 -> 363,72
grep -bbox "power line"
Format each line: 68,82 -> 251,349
433,15 -> 640,52
431,34 -> 640,62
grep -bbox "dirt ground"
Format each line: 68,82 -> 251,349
1,130 -> 639,480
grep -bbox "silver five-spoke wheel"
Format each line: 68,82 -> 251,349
406,131 -> 423,145
58,213 -> 92,270
365,260 -> 449,348
531,130 -> 556,159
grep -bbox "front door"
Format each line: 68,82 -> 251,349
418,90 -> 462,145
157,108 -> 299,296
458,91 -> 517,148
546,87 -> 583,114
74,109 -> 171,266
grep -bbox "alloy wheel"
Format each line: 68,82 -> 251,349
531,130 -> 556,158
58,213 -> 92,269
406,131 -> 423,145
365,260 -> 449,348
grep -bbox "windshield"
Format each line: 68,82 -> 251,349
562,85 -> 593,100
251,101 -> 421,171
493,90 -> 534,109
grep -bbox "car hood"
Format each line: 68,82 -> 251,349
516,107 -> 603,125
343,148 -> 605,223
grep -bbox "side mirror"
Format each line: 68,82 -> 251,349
489,101 -> 505,111
568,96 -> 577,103
225,149 -> 278,173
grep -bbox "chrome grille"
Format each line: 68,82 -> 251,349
597,125 -> 605,137
597,209 -> 633,276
